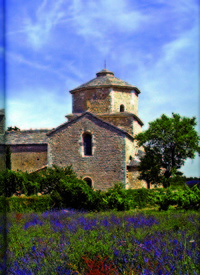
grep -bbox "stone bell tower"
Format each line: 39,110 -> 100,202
66,69 -> 143,137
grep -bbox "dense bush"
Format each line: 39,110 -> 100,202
126,187 -> 159,209
168,176 -> 186,189
0,169 -> 27,197
104,182 -> 132,211
1,195 -> 54,213
50,177 -> 96,210
155,185 -> 200,211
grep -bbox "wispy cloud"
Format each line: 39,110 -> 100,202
16,0 -> 68,49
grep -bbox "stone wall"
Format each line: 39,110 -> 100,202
112,88 -> 138,115
48,114 -> 127,190
125,138 -> 135,164
72,88 -> 139,116
127,167 -> 147,189
72,88 -> 111,114
10,144 -> 48,173
133,120 -> 142,135
97,114 -> 133,135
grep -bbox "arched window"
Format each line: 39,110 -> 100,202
129,156 -> 132,161
83,133 -> 92,156
83,177 -> 92,188
120,104 -> 125,112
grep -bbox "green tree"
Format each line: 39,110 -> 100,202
135,113 -> 200,188
137,146 -> 162,189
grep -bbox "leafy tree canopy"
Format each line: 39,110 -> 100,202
135,113 -> 200,187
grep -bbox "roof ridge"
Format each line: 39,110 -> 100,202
47,111 -> 134,140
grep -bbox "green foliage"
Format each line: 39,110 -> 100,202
0,196 -> 6,212
155,185 -> 200,211
137,146 -> 162,188
168,175 -> 186,189
5,195 -> 53,213
126,188 -> 159,209
0,165 -> 199,213
135,113 -> 200,187
42,166 -> 97,210
0,169 -> 27,197
25,181 -> 40,196
176,185 -> 200,211
105,183 -> 136,211
37,165 -> 78,195
59,178 -> 96,210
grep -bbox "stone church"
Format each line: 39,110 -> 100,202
0,69 -> 146,190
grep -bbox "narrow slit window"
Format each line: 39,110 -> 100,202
83,133 -> 92,156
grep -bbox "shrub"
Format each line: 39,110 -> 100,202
0,170 -> 27,197
154,185 -> 200,211
50,177 -> 96,211
37,165 -> 78,195
105,183 -> 135,211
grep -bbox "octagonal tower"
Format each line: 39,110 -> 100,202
66,69 -> 143,137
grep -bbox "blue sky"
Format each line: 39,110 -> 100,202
1,0 -> 199,177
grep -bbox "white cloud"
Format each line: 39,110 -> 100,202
70,0 -> 151,40
23,0 -> 67,48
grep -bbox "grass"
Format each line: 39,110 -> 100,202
0,206 -> 199,274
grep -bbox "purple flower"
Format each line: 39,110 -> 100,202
32,246 -> 36,253
114,249 -> 120,257
100,218 -> 110,227
24,218 -> 43,230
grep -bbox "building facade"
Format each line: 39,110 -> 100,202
0,69 -> 146,190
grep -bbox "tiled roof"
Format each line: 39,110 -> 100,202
70,69 -> 140,94
4,129 -> 51,145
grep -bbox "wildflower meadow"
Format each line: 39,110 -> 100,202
0,208 -> 199,274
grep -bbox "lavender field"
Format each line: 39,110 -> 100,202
0,208 -> 200,274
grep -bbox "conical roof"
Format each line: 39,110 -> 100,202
70,69 -> 140,94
